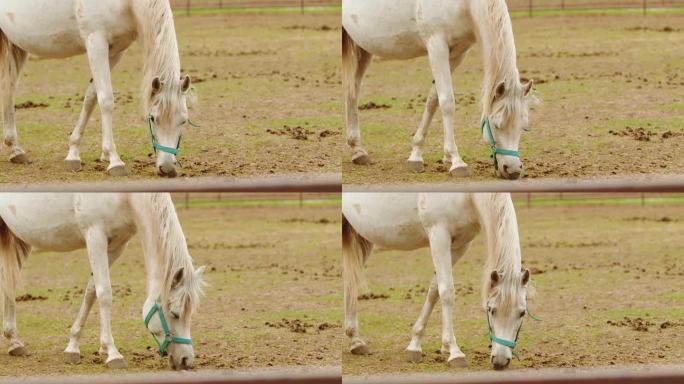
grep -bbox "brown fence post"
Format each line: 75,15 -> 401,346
300,0 -> 304,14
186,0 -> 191,16
643,0 -> 647,15
561,0 -> 565,10
529,0 -> 533,17
185,193 -> 190,209
526,193 -> 531,208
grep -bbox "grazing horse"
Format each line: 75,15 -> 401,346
343,193 -> 535,370
0,193 -> 205,370
342,0 -> 534,179
0,0 -> 193,177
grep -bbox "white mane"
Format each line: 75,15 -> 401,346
146,194 -> 203,315
477,194 -> 524,309
131,0 -> 183,113
470,0 -> 523,115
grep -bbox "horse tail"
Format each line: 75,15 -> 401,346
342,215 -> 372,305
342,27 -> 359,100
0,218 -> 31,298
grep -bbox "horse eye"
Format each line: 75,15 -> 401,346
520,311 -> 526,318
150,116 -> 156,123
490,308 -> 497,315
171,311 -> 180,319
523,127 -> 530,132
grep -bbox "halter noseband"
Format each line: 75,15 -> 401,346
147,114 -> 182,156
144,295 -> 192,357
486,304 -> 540,359
480,117 -> 520,170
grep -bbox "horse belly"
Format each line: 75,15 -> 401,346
343,193 -> 429,250
0,0 -> 85,58
343,0 -> 426,59
0,194 -> 86,251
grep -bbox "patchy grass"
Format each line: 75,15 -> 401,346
0,200 -> 341,376
342,202 -> 684,375
342,14 -> 684,186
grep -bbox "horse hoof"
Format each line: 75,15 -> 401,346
449,165 -> 470,178
105,358 -> 128,369
8,345 -> 28,357
405,350 -> 423,363
448,356 -> 468,368
107,165 -> 129,177
350,343 -> 371,355
352,154 -> 371,165
65,160 -> 83,172
407,161 -> 425,173
10,153 -> 31,164
64,352 -> 81,364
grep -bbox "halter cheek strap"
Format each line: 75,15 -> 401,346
480,117 -> 521,170
147,114 -> 181,156
144,296 -> 192,357
486,305 -> 541,359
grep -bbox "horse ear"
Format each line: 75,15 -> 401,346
172,267 -> 184,289
151,77 -> 162,96
521,78 -> 533,97
494,81 -> 506,101
181,75 -> 191,93
490,270 -> 500,287
521,269 -> 530,286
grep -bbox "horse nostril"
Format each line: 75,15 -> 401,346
158,166 -> 177,178
180,357 -> 193,370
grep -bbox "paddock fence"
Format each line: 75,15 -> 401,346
169,0 -> 684,15
169,0 -> 340,14
170,191 -> 340,208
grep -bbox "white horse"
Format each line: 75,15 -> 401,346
342,0 -> 533,180
343,193 -> 534,370
0,193 -> 205,370
0,0 -> 193,178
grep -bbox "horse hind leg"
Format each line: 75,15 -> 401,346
65,51 -> 126,172
0,31 -> 30,164
0,218 -> 31,357
342,216 -> 373,355
342,28 -> 373,165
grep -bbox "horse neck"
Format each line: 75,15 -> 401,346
469,0 -> 519,115
131,0 -> 182,110
475,194 -> 522,300
133,194 -> 191,301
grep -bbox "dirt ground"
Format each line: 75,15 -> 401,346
0,12 -> 341,184
342,13 -> 684,185
342,199 -> 684,376
0,197 -> 341,376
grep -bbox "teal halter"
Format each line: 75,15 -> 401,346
144,296 -> 192,357
486,304 -> 541,359
147,114 -> 181,155
480,117 -> 521,170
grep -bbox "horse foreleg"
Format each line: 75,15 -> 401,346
65,52 -> 125,172
0,43 -> 29,164
84,34 -> 127,177
64,239 -> 128,364
428,226 -> 468,368
408,53 -> 466,173
344,33 -> 373,165
426,37 -> 469,178
84,228 -> 127,369
406,241 -> 471,363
